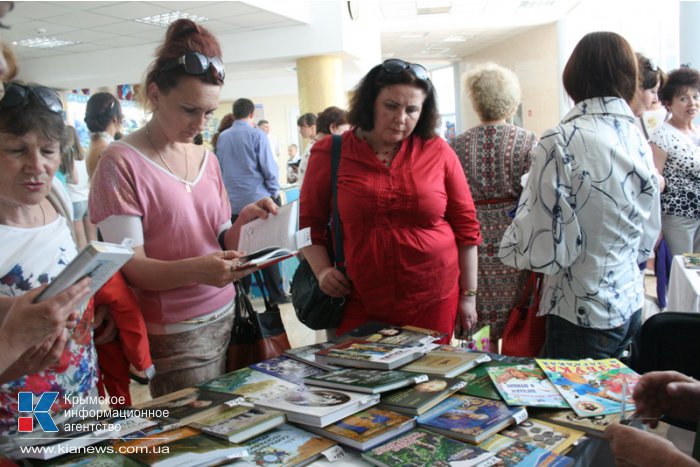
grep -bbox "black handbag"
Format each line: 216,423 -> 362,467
291,134 -> 346,330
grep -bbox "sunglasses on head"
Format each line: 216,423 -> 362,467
161,51 -> 225,81
0,82 -> 63,114
381,58 -> 430,81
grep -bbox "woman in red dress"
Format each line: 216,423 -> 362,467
299,59 -> 482,342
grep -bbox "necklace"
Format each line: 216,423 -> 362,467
357,129 -> 400,166
146,123 -> 192,193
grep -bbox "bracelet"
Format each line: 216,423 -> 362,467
460,289 -> 478,297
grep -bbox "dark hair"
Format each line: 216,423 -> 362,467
658,67 -> 700,105
316,106 -> 348,134
347,61 -> 439,139
232,98 -> 254,119
562,32 -> 637,104
636,53 -> 662,91
210,113 -> 234,149
84,92 -> 122,133
144,19 -> 223,97
297,112 -> 317,127
0,86 -> 64,143
257,119 -> 269,126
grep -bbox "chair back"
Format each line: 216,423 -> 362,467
634,312 -> 700,379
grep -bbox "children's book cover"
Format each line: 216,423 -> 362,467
304,368 -> 427,393
486,364 -> 569,408
361,428 -> 497,467
498,418 -> 585,455
234,424 -> 338,467
251,355 -> 326,385
284,342 -> 340,371
380,377 -> 466,415
417,394 -> 528,444
536,358 -> 640,417
189,405 -> 286,443
478,433 -> 574,467
197,367 -> 298,402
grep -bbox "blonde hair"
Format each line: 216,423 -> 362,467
464,62 -> 521,122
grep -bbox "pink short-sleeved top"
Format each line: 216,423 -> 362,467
89,141 -> 233,324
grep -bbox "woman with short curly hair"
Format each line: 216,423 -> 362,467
451,62 -> 538,350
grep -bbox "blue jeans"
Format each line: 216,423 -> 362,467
542,310 -> 641,360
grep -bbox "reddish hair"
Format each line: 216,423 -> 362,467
144,19 -> 223,96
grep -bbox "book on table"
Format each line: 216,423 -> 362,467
314,339 -> 433,370
536,358 -> 640,417
486,363 -> 569,408
683,252 -> 700,269
361,428 -> 499,467
455,356 -> 537,400
237,199 -> 300,269
477,433 -> 574,466
417,394 -> 528,444
333,320 -> 444,347
379,376 -> 466,416
497,417 -> 586,455
197,367 -> 299,403
250,355 -> 326,385
188,404 -> 286,444
234,424 -> 341,467
35,240 -> 134,302
284,342 -> 341,371
303,368 -> 428,394
400,350 -> 491,378
254,386 -> 380,427
301,407 -> 416,452
529,408 -> 621,438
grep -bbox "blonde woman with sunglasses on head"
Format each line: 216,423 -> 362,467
89,19 -> 276,397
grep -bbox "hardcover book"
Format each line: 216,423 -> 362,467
314,339 -> 431,370
303,368 -> 428,394
197,367 -> 298,402
284,342 -> 341,371
478,433 -> 574,466
486,364 -> 569,408
456,354 -> 535,400
250,355 -> 326,385
254,387 -> 380,427
498,417 -> 586,455
35,240 -> 134,302
361,428 -> 498,467
237,200 -> 299,269
417,394 -> 528,444
530,408 -> 621,438
234,424 -> 339,466
189,405 -> 286,444
334,321 -> 443,347
401,350 -> 491,378
380,377 -> 466,416
536,358 -> 640,417
302,407 -> 416,451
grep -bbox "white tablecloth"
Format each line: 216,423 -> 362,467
667,255 -> 700,313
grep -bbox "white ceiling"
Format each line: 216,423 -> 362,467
1,0 -> 581,84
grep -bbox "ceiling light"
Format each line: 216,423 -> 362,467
416,0 -> 452,15
13,37 -> 79,48
135,11 -> 210,27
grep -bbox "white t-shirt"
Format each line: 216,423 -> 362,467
66,159 -> 90,203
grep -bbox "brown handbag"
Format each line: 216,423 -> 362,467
226,273 -> 291,372
501,271 -> 547,357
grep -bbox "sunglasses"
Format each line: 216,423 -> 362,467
381,58 -> 430,81
0,82 -> 63,114
161,51 -> 225,81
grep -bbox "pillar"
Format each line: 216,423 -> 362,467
295,55 -> 345,117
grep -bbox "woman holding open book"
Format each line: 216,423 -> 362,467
89,19 -> 276,397
299,59 -> 482,342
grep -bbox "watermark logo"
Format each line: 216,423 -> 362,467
18,392 -> 58,432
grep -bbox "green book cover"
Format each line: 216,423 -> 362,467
197,367 -> 298,403
380,377 -> 466,415
189,405 -> 286,443
126,432 -> 248,466
304,368 -> 427,393
456,363 -> 502,400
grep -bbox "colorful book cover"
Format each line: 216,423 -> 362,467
335,321 -> 443,347
417,394 -> 528,444
315,339 -> 430,370
189,405 -> 286,443
197,367 -> 298,402
234,424 -> 338,466
401,350 -> 490,378
125,432 -> 248,466
380,377 -> 466,415
304,368 -> 427,393
361,428 -> 497,467
455,364 -> 502,400
486,364 -> 569,408
498,418 -> 586,455
536,358 -> 640,417
478,433 -> 574,466
531,408 -> 621,438
250,355 -> 326,385
131,387 -> 240,427
304,407 -> 416,451
284,342 -> 340,371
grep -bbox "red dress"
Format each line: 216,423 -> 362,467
300,131 -> 482,340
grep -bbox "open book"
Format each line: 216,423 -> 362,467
237,200 -> 301,269
35,240 -> 134,303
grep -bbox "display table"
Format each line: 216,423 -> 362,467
667,255 -> 700,313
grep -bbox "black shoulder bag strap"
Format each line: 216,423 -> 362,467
330,134 -> 345,274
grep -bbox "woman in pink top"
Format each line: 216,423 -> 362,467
89,19 -> 275,397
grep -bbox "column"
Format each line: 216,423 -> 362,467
295,55 -> 346,116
